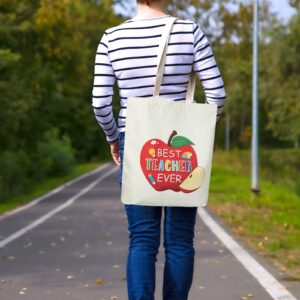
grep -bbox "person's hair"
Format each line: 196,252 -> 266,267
136,0 -> 161,5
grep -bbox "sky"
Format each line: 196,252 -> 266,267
268,0 -> 296,22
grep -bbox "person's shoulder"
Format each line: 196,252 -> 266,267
104,22 -> 126,36
184,19 -> 206,36
105,18 -> 142,35
174,18 -> 195,25
173,18 -> 199,32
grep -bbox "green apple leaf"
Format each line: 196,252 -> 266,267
170,136 -> 195,147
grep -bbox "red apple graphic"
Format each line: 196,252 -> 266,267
140,130 -> 205,193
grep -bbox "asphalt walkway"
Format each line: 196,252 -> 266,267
0,163 -> 299,300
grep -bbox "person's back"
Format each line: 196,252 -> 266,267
92,15 -> 226,145
91,1 -> 227,299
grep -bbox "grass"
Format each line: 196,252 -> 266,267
0,160 -> 108,215
208,148 -> 300,280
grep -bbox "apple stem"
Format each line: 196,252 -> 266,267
167,130 -> 177,146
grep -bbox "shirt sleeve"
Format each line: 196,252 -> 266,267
193,23 -> 227,121
92,31 -> 120,144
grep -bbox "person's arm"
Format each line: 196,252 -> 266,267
193,23 -> 227,121
92,31 -> 120,144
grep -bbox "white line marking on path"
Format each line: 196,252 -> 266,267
0,166 -> 118,249
0,163 -> 111,221
198,207 -> 298,300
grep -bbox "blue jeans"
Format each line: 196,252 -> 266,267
118,131 -> 197,300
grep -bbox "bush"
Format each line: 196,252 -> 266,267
294,180 -> 300,197
261,148 -> 300,187
0,151 -> 31,201
35,128 -> 75,178
0,128 -> 75,203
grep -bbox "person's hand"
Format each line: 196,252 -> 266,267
110,140 -> 121,167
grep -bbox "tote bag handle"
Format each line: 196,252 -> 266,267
153,17 -> 196,103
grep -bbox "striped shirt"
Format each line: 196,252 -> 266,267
92,15 -> 227,144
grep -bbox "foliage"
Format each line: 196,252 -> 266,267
263,12 -> 300,145
35,128 -> 75,178
0,150 -> 31,200
0,0 -> 123,202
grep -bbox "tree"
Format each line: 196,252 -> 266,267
264,11 -> 300,147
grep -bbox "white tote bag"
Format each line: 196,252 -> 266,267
120,17 -> 217,207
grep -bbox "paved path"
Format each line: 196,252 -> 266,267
0,162 -> 299,300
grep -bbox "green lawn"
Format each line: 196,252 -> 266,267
208,148 -> 300,280
0,161 -> 108,215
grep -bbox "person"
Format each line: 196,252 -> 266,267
91,0 -> 226,299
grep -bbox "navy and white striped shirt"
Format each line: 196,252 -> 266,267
92,15 -> 227,144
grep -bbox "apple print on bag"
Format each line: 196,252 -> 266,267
140,130 -> 205,193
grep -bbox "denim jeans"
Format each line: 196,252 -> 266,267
118,131 -> 198,300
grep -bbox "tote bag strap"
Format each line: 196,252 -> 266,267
153,17 -> 196,103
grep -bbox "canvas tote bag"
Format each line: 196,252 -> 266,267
120,16 -> 217,207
